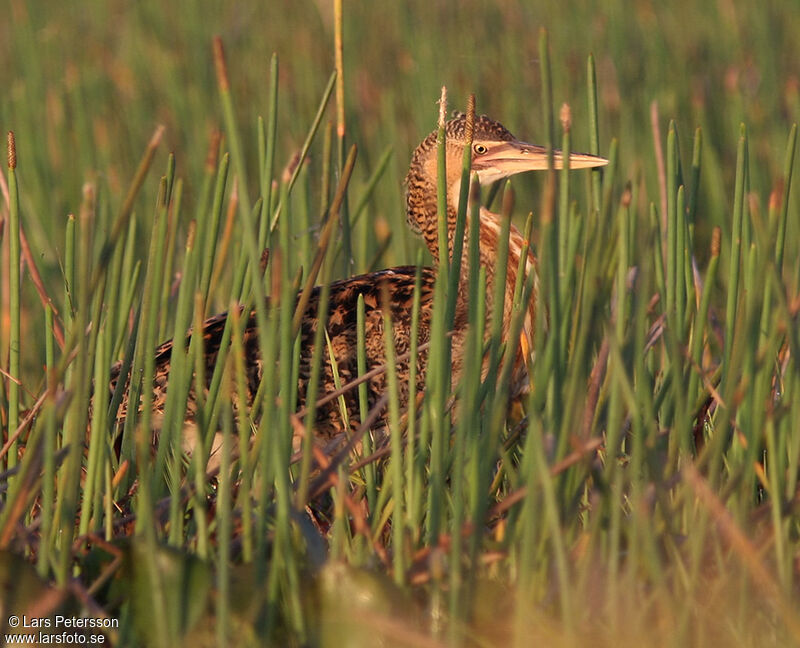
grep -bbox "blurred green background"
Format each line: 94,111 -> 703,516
2,0 -> 798,271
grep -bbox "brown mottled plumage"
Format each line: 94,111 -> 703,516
109,114 -> 607,452
108,267 -> 434,443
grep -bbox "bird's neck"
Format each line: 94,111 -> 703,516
406,176 -> 536,340
469,206 -> 536,341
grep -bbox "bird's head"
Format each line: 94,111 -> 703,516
464,113 -> 609,184
406,113 -> 607,221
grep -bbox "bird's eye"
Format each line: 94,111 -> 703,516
473,144 -> 488,155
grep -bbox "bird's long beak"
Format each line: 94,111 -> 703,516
473,139 -> 608,184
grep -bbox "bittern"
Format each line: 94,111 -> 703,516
109,112 -> 607,454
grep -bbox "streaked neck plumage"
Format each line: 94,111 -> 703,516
404,115 -> 536,349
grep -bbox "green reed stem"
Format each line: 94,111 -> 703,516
604,195 -> 632,480
450,175 -> 483,630
380,285 -> 406,585
466,265 -> 487,563
139,176 -> 170,497
406,253 -> 424,531
355,294 -> 376,511
213,37 -> 251,221
334,0 -> 351,276
688,128 -> 702,225
216,399 -> 233,645
425,88 -> 453,548
295,237 -> 334,509
158,174 -> 181,340
6,133 -> 21,469
558,106 -> 572,280
113,217 -> 139,355
164,227 -> 201,547
666,123 -> 678,326
676,184 -> 687,338
587,54 -> 602,216
483,183 -> 513,397
723,127 -> 748,388
435,86 -> 449,283
265,176 -> 305,640
320,120 -> 334,217
199,153 -> 230,308
259,53 -> 279,249
55,182 -> 95,585
36,305 -> 57,576
687,228 -> 721,409
191,293 -> 210,560
228,305 -> 253,561
79,321 -> 109,537
776,124 -> 797,275
64,214 -> 76,328
533,411 -> 574,634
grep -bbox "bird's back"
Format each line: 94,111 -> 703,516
108,266 -> 436,442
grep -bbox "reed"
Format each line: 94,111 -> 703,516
1,3 -> 799,646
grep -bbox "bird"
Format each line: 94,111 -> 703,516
108,111 -> 607,460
